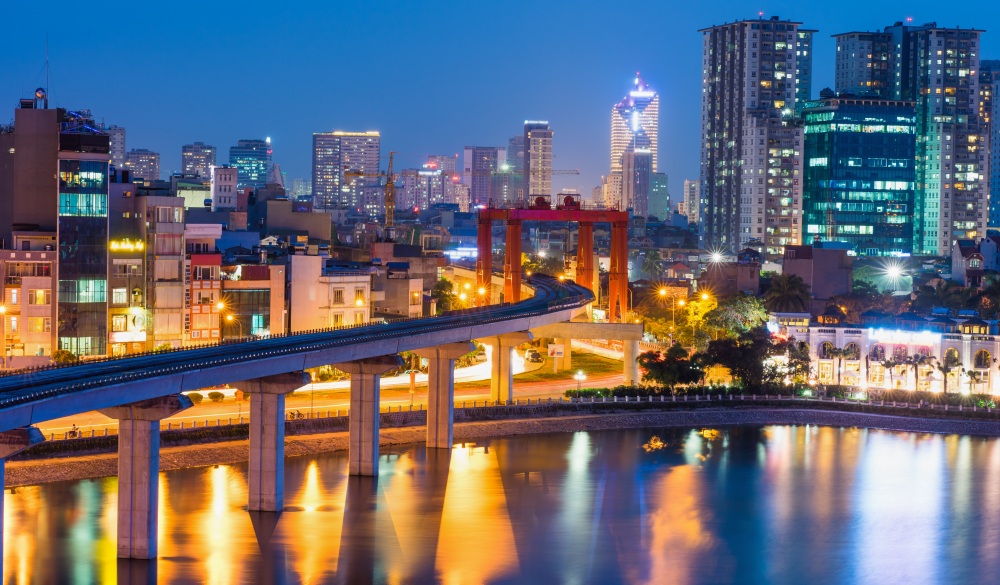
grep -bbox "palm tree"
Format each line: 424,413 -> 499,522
642,250 -> 664,280
913,280 -> 972,312
764,273 -> 811,313
907,354 -> 934,392
882,358 -> 903,390
964,369 -> 983,395
827,347 -> 847,385
936,354 -> 961,394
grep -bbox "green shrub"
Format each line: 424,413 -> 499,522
188,392 -> 204,404
208,391 -> 225,403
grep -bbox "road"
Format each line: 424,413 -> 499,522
37,358 -> 624,438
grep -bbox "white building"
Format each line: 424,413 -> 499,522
524,121 -> 553,198
681,179 -> 700,223
288,255 -> 372,331
609,73 -> 660,209
211,165 -> 238,211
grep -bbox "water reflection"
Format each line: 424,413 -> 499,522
5,426 -> 1000,584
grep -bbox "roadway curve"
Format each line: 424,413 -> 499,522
0,275 -> 594,433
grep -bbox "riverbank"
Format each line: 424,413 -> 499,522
11,406 -> 1000,488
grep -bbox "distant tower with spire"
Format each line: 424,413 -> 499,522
607,73 -> 659,214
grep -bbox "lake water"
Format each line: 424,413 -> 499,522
4,425 -> 1000,584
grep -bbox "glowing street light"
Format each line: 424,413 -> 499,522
710,252 -> 723,263
477,287 -> 486,296
701,293 -> 710,301
459,292 -> 468,302
538,250 -> 547,258
0,305 -> 6,370
574,370 -> 587,398
658,287 -> 667,297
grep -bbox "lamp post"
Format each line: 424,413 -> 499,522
574,370 -> 587,399
216,301 -> 226,342
226,314 -> 243,340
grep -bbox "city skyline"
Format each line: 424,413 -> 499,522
2,2 -> 999,203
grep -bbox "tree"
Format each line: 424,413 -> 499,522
641,250 -> 664,280
831,281 -> 906,323
431,278 -> 455,313
912,280 -> 972,313
764,273 -> 811,313
705,294 -> 768,337
935,352 -> 961,394
906,353 -> 934,392
704,327 -> 778,389
826,347 -> 847,385
51,350 -> 79,365
521,252 -> 562,276
881,358 -> 903,390
964,369 -> 983,395
637,344 -> 703,392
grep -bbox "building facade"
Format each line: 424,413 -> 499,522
107,125 -> 126,169
802,96 -> 916,255
982,60 -> 1000,227
181,142 -> 217,178
229,138 -> 272,190
524,121 -> 553,199
311,131 -> 380,210
621,149 -> 652,217
700,17 -> 813,257
609,74 -> 660,209
463,146 -> 505,207
124,148 -> 160,182
681,179 -> 700,223
833,22 -> 988,256
211,166 -> 238,211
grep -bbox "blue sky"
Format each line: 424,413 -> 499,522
2,1 -> 997,202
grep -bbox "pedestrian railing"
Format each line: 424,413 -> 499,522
43,393 -> 1000,442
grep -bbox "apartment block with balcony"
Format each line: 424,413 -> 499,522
288,254 -> 372,332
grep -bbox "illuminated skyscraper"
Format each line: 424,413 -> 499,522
610,74 -> 659,190
700,16 -> 813,257
181,142 -> 216,178
124,148 -> 160,182
463,146 -> 506,207
524,121 -> 553,198
311,131 -> 380,209
229,138 -> 272,190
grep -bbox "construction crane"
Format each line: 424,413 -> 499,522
344,150 -> 397,236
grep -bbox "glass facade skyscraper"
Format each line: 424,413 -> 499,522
802,96 -> 916,256
229,139 -> 272,190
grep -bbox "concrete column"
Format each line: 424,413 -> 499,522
476,214 -> 493,306
414,342 -> 475,449
485,332 -> 533,404
624,339 -> 640,386
556,337 -> 573,371
239,372 -> 309,512
99,395 -> 193,559
503,219 -> 523,303
0,426 -> 43,575
336,355 -> 404,476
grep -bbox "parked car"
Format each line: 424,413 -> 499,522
524,349 -> 544,363
473,351 -> 488,363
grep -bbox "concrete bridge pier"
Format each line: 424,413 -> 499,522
99,395 -> 193,559
556,337 -> 572,371
414,342 -> 475,449
336,355 -> 404,476
240,372 -> 310,512
486,332 -> 533,405
624,339 -> 640,386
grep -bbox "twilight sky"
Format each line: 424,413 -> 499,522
2,1 -> 997,204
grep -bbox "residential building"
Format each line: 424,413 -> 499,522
463,146 -> 506,207
524,121 -> 553,198
801,95 -> 917,256
650,172 -> 670,218
782,244 -> 853,311
220,262 -> 286,339
833,22 -> 987,256
372,262 -> 424,320
288,254 -> 372,331
426,154 -> 458,175
184,223 -> 223,345
609,74 -> 660,208
107,175 -> 149,356
311,131 -> 380,210
181,142 -> 217,178
211,165 -> 238,211
124,148 -> 160,182
681,179 -> 700,223
696,249 -> 761,296
0,104 -> 113,357
107,125 -> 126,169
952,239 -> 984,288
621,149 -> 652,217
699,17 -> 813,257
982,60 -> 1000,227
229,138 -> 272,190
0,245 -> 57,369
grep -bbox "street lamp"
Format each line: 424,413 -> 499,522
226,314 -> 243,340
574,370 -> 587,399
